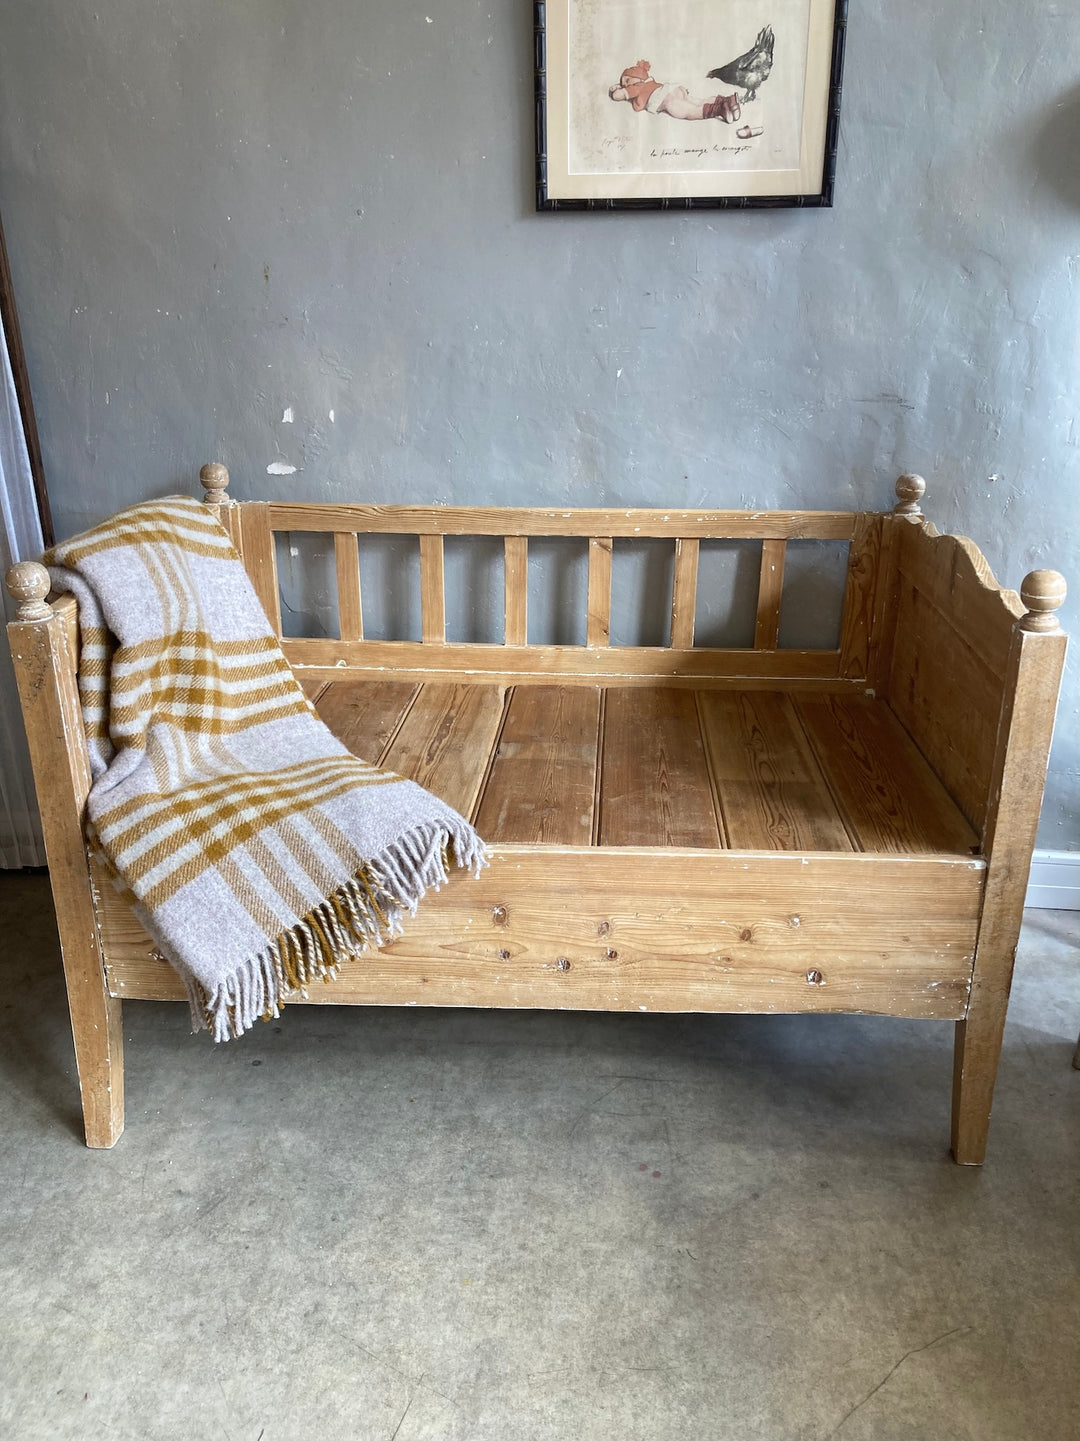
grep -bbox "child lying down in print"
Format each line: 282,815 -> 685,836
609,60 -> 741,123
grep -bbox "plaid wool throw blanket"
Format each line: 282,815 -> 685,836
46,496 -> 486,1040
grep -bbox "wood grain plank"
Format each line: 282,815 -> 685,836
475,685 -> 601,845
896,521 -> 1022,675
587,537 -> 612,647
382,682 -> 505,816
670,538 -> 699,649
100,849 -> 984,1022
599,686 -> 720,848
299,676 -> 330,705
291,668 -> 866,695
754,539 -> 786,649
952,621 -> 1068,1162
697,691 -> 852,851
6,603 -> 124,1146
239,504 -> 281,635
504,536 -> 528,645
888,576 -> 1001,831
866,514 -> 904,697
838,513 -> 881,679
794,694 -> 979,855
334,531 -> 363,641
280,637 -> 846,683
213,500 -> 244,552
265,502 -> 860,540
314,679 -> 419,762
419,533 -> 445,644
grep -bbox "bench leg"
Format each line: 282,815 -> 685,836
951,1008 -> 1006,1166
7,601 -> 126,1145
58,931 -> 125,1148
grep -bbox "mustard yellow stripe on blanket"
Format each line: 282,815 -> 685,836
98,752 -> 391,841
111,692 -> 311,740
114,765 -> 398,892
110,678 -> 301,720
97,631 -> 285,671
108,649 -> 294,694
136,773 -> 402,910
49,505 -> 235,568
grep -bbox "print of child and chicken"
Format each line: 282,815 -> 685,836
608,24 -> 773,139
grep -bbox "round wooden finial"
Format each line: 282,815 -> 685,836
199,462 -> 230,505
1019,570 -> 1066,632
5,561 -> 52,620
894,474 -> 926,515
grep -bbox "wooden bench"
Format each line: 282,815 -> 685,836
5,467 -> 1067,1161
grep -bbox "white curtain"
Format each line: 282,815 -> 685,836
0,305 -> 46,866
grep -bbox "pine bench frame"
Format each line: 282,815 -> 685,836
5,468 -> 1067,1161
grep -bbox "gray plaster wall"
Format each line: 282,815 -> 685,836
0,1 -> 1076,847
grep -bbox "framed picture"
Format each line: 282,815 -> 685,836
535,0 -> 847,210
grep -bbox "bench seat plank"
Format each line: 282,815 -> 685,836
475,685 -> 601,845
793,693 -> 979,855
599,686 -> 720,848
312,679 -> 418,762
381,682 -> 506,819
697,691 -> 853,851
313,679 -> 978,860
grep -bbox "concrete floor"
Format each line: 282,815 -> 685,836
0,872 -> 1076,1441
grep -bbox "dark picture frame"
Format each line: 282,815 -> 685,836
535,0 -> 847,211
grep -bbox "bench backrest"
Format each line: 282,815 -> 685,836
222,501 -> 885,689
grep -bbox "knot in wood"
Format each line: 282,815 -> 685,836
738,927 -> 754,943
605,948 -> 619,961
497,948 -> 511,961
556,957 -> 572,972
806,969 -> 825,986
492,905 -> 508,926
597,919 -> 611,937
5,561 -> 51,620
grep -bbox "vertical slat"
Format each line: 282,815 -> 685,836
213,501 -> 244,552
334,532 -> 363,641
419,533 -> 445,644
239,504 -> 282,635
867,514 -> 905,698
754,539 -> 787,649
504,536 -> 528,646
838,513 -> 881,678
670,538 -> 699,649
587,537 -> 612,648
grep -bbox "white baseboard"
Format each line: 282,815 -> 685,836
1026,850 -> 1080,910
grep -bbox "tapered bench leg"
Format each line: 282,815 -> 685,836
58,935 -> 125,1148
951,1003 -> 1008,1166
950,579 -> 1067,1165
6,565 -> 125,1146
